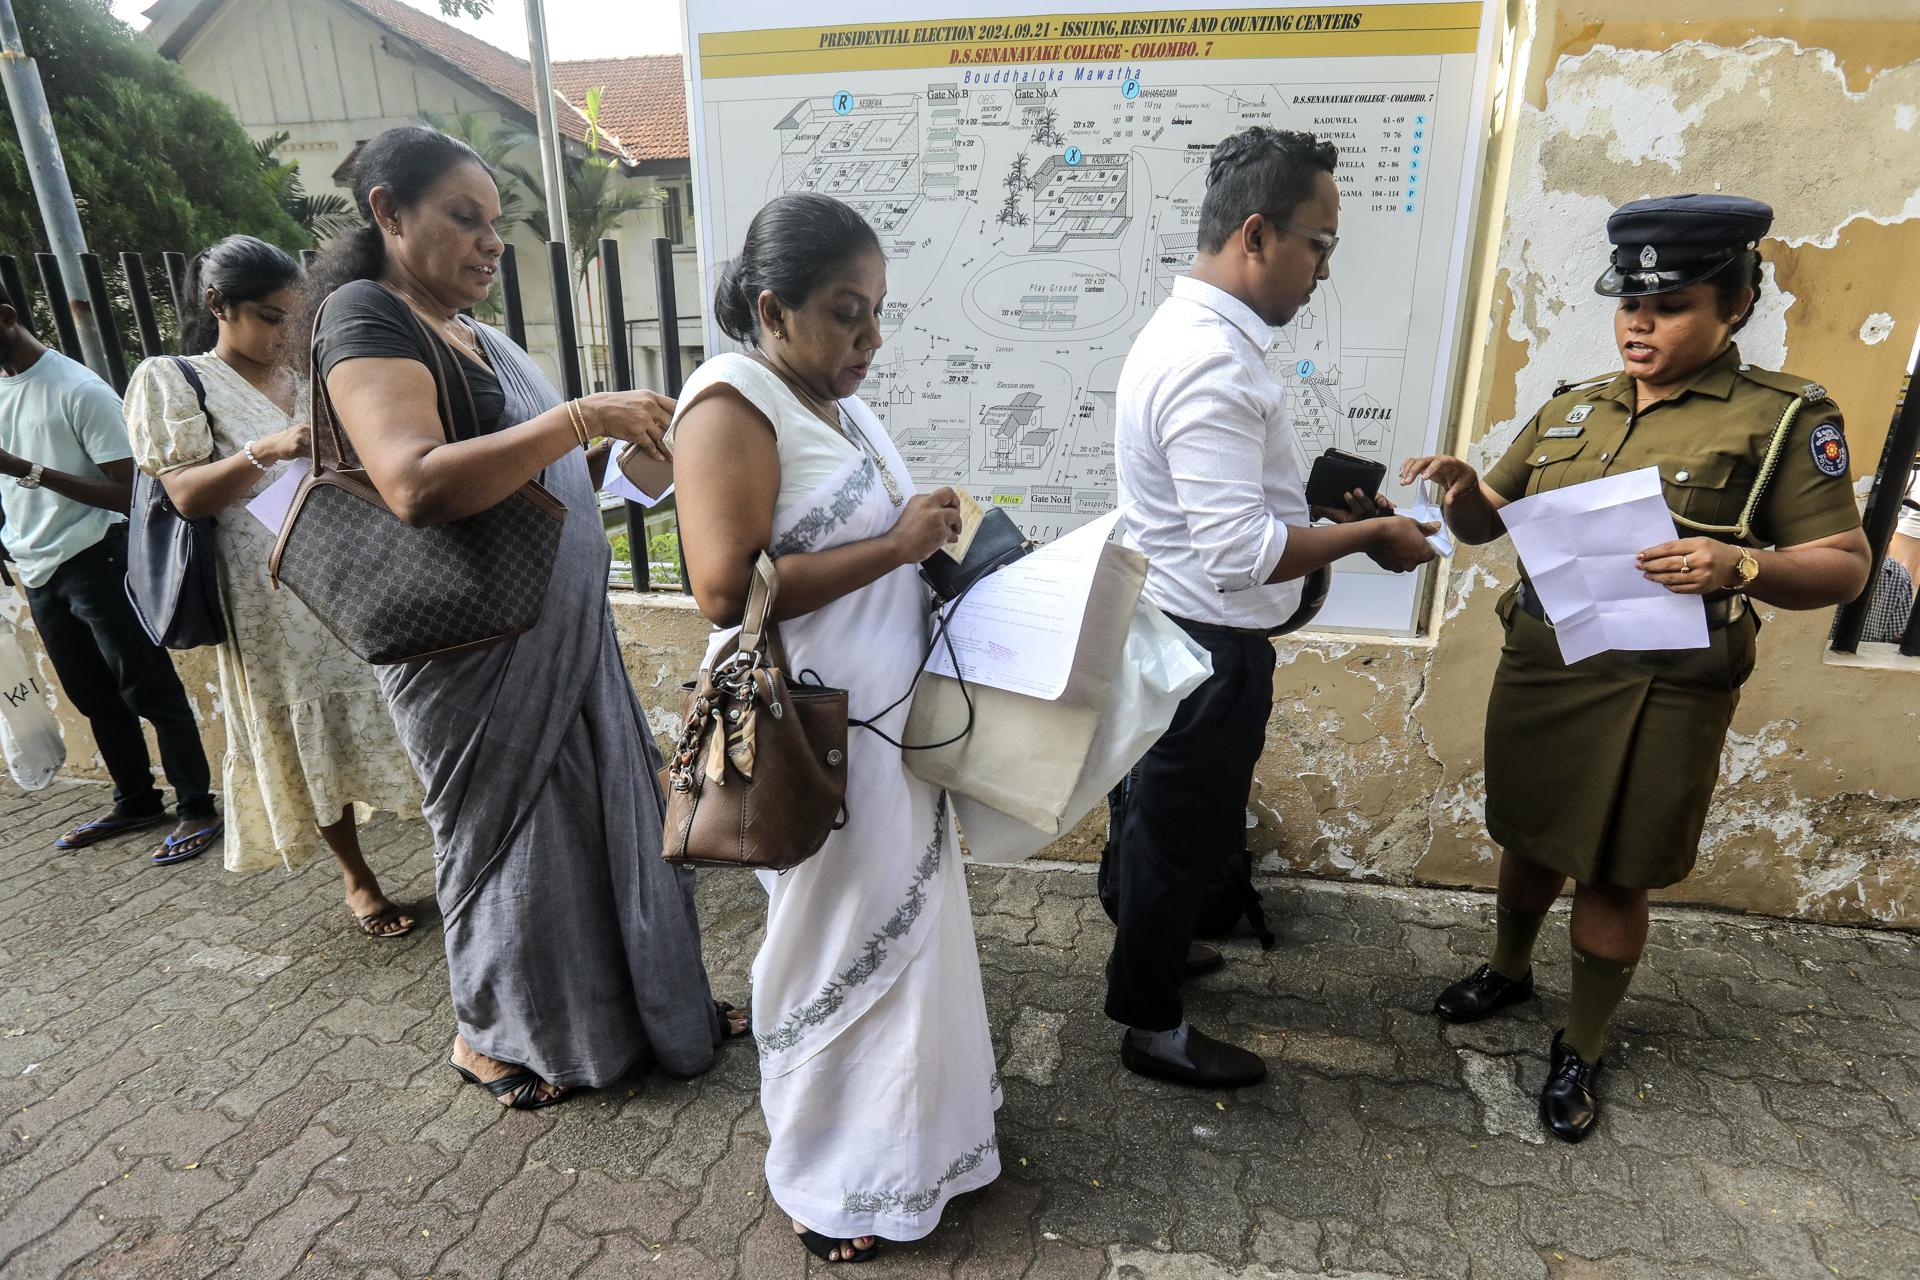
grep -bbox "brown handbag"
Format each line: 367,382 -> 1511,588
660,553 -> 849,870
268,287 -> 567,665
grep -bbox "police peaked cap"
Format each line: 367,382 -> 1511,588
1594,194 -> 1774,297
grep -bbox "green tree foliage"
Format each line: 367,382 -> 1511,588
0,0 -> 307,262
254,132 -> 358,242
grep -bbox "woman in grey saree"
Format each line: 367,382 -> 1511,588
309,126 -> 734,1107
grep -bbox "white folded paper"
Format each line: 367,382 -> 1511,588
1498,467 -> 1708,664
925,508 -> 1125,701
244,458 -> 312,532
1406,479 -> 1455,557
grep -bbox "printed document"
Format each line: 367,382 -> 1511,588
1499,467 -> 1709,664
926,508 -> 1125,701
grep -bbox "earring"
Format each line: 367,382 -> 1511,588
385,222 -> 400,235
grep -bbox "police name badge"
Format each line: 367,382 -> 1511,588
1544,426 -> 1585,439
1810,421 -> 1849,477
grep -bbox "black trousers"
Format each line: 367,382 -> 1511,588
23,525 -> 215,819
1104,623 -> 1275,1031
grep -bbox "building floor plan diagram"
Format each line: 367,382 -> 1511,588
687,3 -> 1497,632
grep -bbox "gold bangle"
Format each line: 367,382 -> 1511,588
565,398 -> 589,448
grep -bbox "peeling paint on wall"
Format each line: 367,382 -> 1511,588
1859,311 -> 1896,345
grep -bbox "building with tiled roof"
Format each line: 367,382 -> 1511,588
140,0 -> 705,392
551,54 -> 688,168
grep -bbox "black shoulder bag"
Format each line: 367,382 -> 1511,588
125,357 -> 227,650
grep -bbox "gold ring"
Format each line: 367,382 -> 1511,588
1682,554 -> 1692,571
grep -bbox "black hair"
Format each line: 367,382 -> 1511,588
1710,248 -> 1765,334
178,235 -> 303,355
712,194 -> 882,344
303,126 -> 490,315
1197,127 -> 1340,255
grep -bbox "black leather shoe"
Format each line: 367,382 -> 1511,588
1433,963 -> 1535,1024
1183,942 -> 1225,980
1120,1027 -> 1267,1088
1539,1029 -> 1602,1143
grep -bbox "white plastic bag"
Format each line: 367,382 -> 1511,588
0,614 -> 65,790
954,600 -> 1210,863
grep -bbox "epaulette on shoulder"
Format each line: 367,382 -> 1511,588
1735,365 -> 1832,404
1551,372 -> 1616,398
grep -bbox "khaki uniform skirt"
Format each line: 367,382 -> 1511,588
1483,584 -> 1759,889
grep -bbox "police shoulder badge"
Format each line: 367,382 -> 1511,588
1566,404 -> 1593,424
1801,382 -> 1830,403
1809,421 -> 1849,477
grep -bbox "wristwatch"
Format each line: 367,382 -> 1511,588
1733,549 -> 1760,588
16,463 -> 44,490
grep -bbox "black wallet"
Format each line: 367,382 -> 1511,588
920,506 -> 1032,603
1305,448 -> 1388,509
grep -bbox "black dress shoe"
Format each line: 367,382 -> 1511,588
1183,942 -> 1225,979
1120,1026 -> 1267,1088
1539,1030 -> 1602,1143
1433,963 -> 1535,1024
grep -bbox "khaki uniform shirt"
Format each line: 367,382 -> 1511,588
1484,344 -> 1860,549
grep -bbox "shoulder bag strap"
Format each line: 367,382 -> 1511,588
736,552 -> 789,670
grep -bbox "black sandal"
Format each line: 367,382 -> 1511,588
795,1228 -> 879,1264
449,1060 -> 571,1110
716,1000 -> 751,1041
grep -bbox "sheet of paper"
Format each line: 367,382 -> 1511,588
1499,467 -> 1708,664
244,458 -> 311,533
1406,480 -> 1455,558
925,508 -> 1124,701
604,444 -> 673,508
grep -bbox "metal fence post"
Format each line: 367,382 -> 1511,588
500,243 -> 527,350
78,252 -> 127,391
0,254 -> 32,335
547,240 -> 583,400
599,238 -> 650,589
651,236 -> 690,595
162,251 -> 189,328
34,253 -> 82,357
121,252 -> 163,358
1831,358 -> 1920,653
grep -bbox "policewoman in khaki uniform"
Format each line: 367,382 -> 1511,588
1401,195 -> 1871,1143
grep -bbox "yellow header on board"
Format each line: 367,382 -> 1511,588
698,5 -> 1483,77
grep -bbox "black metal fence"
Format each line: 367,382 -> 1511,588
5,235 -> 1918,647
1,235 -> 690,593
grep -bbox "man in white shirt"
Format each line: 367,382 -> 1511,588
0,285 -> 219,863
1106,128 -> 1437,1087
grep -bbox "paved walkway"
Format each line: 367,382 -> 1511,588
0,779 -> 1916,1279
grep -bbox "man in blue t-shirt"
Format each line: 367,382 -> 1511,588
0,285 -> 220,864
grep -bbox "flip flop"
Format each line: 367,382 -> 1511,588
795,1228 -> 879,1264
350,902 -> 417,939
55,810 -> 170,851
716,1000 -> 752,1041
149,820 -> 224,866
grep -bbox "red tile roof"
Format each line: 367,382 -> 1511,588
552,55 -> 689,165
337,0 -> 629,159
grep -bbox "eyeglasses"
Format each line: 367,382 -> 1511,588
1274,218 -> 1338,264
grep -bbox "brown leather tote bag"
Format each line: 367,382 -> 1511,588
660,553 -> 848,870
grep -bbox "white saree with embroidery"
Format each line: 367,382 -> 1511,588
670,354 -> 1001,1241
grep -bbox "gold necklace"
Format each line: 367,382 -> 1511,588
757,354 -> 903,506
390,284 -> 486,363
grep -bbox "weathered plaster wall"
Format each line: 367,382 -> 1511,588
10,1 -> 1918,929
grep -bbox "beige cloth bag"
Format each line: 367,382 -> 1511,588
903,542 -> 1146,830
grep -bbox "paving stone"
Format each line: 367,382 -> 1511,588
0,781 -> 1915,1280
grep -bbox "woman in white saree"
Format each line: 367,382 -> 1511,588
670,194 -> 1001,1263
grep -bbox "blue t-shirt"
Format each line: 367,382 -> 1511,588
0,350 -> 132,587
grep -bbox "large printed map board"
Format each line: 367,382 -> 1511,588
681,3 -> 1500,634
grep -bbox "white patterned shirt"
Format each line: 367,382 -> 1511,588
1116,277 -> 1307,630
